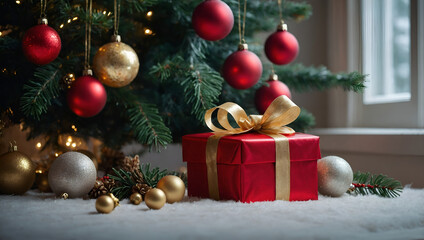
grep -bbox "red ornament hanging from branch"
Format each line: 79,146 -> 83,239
222,43 -> 263,89
22,1 -> 61,65
222,0 -> 262,90
192,0 -> 234,41
255,74 -> 291,114
67,0 -> 106,118
264,21 -> 299,65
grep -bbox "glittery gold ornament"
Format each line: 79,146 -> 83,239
0,143 -> 36,194
130,192 -> 143,205
93,35 -> 139,88
76,149 -> 98,170
157,175 -> 185,203
145,188 -> 166,210
36,170 -> 51,192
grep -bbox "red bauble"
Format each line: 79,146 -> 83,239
67,75 -> 107,118
255,80 -> 291,114
222,49 -> 263,90
192,0 -> 234,41
22,23 -> 61,65
265,30 -> 299,65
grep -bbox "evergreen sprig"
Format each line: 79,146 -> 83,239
273,64 -> 366,93
108,163 -> 185,200
347,171 -> 403,198
20,61 -> 63,119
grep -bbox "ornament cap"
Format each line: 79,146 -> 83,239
269,73 -> 279,81
111,34 -> 121,43
108,193 -> 120,208
8,142 -> 18,152
38,18 -> 48,25
82,69 -> 93,76
238,43 -> 249,51
277,20 -> 288,31
61,193 -> 69,200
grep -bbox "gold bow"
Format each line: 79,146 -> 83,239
204,95 -> 300,201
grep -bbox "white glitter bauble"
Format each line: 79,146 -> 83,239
48,151 -> 97,198
317,156 -> 353,197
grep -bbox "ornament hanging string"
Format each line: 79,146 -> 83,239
277,0 -> 284,21
40,0 -> 47,19
84,0 -> 93,70
113,0 -> 121,36
237,0 -> 247,44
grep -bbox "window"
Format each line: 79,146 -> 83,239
362,0 -> 411,105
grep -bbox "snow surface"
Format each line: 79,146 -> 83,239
0,188 -> 423,240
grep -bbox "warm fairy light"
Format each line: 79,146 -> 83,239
36,142 -> 42,148
144,28 -> 153,35
103,10 -> 107,15
16,0 -> 21,4
1,68 -> 6,73
60,24 -> 64,29
0,32 -> 2,37
55,153 -> 59,157
67,19 -> 71,23
65,142 -> 71,147
107,12 -> 112,16
67,136 -> 73,142
146,11 -> 153,17
71,125 -> 77,132
35,169 -> 43,174
71,143 -> 76,148
72,17 -> 78,21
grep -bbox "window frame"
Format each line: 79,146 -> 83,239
344,0 -> 423,128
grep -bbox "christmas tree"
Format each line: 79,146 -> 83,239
0,0 -> 365,153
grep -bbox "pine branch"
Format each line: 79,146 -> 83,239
347,171 -> 403,198
182,63 -> 223,121
127,102 -> 172,151
288,108 -> 315,132
273,64 -> 366,93
108,163 -> 185,200
19,61 -> 63,120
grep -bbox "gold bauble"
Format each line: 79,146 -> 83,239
145,188 -> 166,210
96,195 -> 115,214
93,35 -> 139,88
62,73 -> 76,87
157,175 -> 185,203
76,149 -> 98,170
0,144 -> 35,194
36,171 -> 51,192
130,192 -> 143,205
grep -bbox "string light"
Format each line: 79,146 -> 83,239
71,125 -> 77,131
71,143 -> 76,148
146,11 -> 153,17
107,12 -> 112,16
16,0 -> 21,4
59,24 -> 64,29
103,10 -> 107,15
36,142 -> 42,148
144,28 -> 153,35
65,142 -> 71,147
0,32 -> 2,37
72,17 -> 78,21
55,153 -> 59,157
67,19 -> 71,23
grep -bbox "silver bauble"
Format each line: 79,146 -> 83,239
48,151 -> 97,198
317,156 -> 353,197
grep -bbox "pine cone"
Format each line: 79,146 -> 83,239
120,155 -> 140,173
102,176 -> 115,192
89,180 -> 109,199
132,183 -> 151,196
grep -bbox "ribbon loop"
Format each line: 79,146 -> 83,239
204,95 -> 300,135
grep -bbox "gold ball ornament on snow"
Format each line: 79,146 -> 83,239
145,188 -> 166,210
0,143 -> 36,194
95,193 -> 119,214
93,35 -> 139,88
130,192 -> 143,205
317,156 -> 354,197
157,175 -> 185,203
36,170 -> 51,192
48,151 -> 97,198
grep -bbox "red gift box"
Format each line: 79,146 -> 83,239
182,132 -> 321,202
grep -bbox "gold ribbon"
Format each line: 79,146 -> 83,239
204,95 -> 300,201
